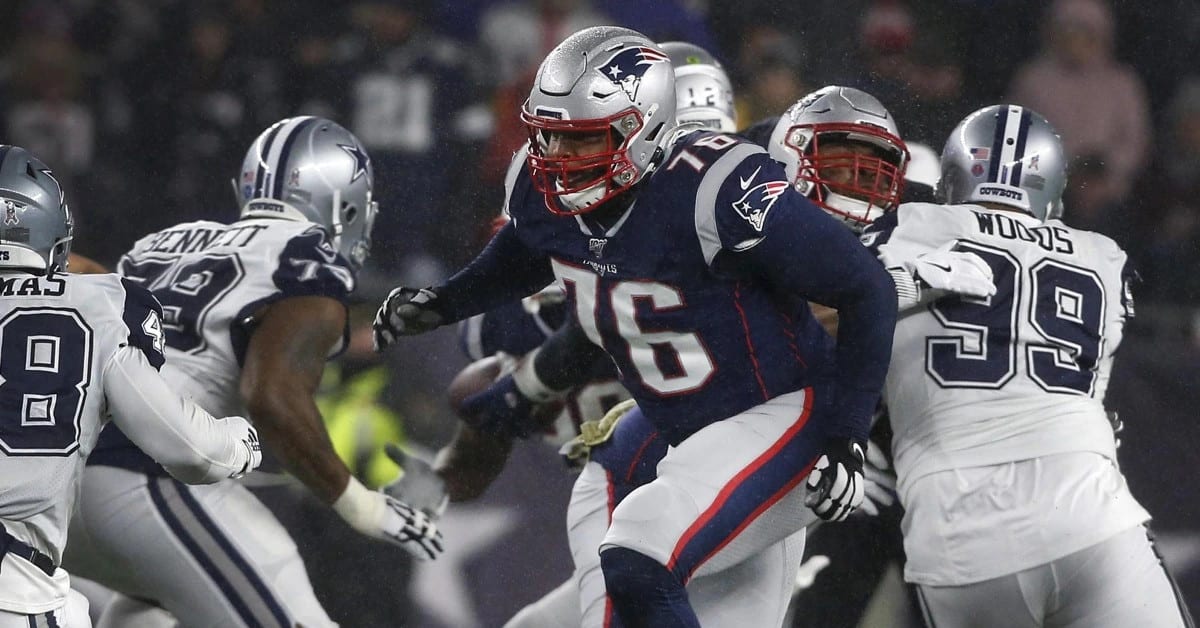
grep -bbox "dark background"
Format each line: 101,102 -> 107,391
7,0 -> 1196,625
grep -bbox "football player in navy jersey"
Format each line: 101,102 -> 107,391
375,26 -> 898,626
62,118 -> 442,628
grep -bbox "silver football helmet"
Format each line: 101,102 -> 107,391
237,116 -> 378,269
938,105 -> 1066,221
768,86 -> 909,231
0,146 -> 72,275
661,41 -> 736,133
522,26 -> 676,215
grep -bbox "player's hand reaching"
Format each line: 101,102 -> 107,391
382,444 -> 448,519
373,286 -> 443,350
858,441 -> 897,517
805,438 -> 867,522
332,476 -> 445,561
224,416 -> 262,479
909,243 -> 996,300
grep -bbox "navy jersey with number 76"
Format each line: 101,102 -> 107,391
482,131 -> 897,444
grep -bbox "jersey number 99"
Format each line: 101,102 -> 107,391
926,242 -> 1105,396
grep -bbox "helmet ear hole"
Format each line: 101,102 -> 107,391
343,203 -> 358,225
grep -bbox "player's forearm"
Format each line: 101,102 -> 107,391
105,347 -> 252,483
532,318 -> 615,392
244,387 -> 351,504
434,222 -> 556,322
828,264 -> 897,440
434,425 -> 513,502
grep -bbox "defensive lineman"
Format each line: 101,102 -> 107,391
0,145 -> 262,627
63,118 -> 442,628
864,105 -> 1194,628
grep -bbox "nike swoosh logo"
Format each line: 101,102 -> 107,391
928,263 -> 952,273
739,166 -> 761,190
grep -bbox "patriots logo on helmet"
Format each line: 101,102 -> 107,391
3,201 -> 18,226
732,181 -> 789,232
598,46 -> 669,103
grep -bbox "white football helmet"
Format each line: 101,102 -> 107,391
661,41 -> 736,133
521,26 -> 676,215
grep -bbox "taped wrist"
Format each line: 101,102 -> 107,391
888,266 -> 921,310
332,477 -> 383,536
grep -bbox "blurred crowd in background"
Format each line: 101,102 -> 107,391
4,0 -> 1199,309
4,0 -> 1200,625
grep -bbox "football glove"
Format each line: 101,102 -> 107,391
224,416 -> 262,480
382,443 -> 449,519
908,243 -> 996,300
333,477 -> 445,561
857,440 -> 897,517
805,438 -> 867,522
373,286 -> 443,351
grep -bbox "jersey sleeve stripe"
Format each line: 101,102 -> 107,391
694,143 -> 765,265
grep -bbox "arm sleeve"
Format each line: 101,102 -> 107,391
433,220 -> 557,322
532,316 -> 617,392
104,346 -> 251,484
726,172 -> 897,442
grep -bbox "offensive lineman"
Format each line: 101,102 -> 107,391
376,27 -> 899,627
0,146 -> 262,627
864,105 -> 1194,628
62,117 -> 443,628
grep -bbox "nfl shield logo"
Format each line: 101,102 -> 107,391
588,238 -> 607,258
3,201 -> 18,226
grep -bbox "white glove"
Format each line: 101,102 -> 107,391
382,444 -> 449,519
857,442 -> 897,517
224,416 -> 262,479
373,286 -> 444,351
333,477 -> 445,561
907,243 -> 996,300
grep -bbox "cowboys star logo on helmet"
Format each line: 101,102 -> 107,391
598,46 -> 669,102
732,181 -> 789,232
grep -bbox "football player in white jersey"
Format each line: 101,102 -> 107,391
61,117 -> 443,628
862,105 -> 1195,628
0,145 -> 263,628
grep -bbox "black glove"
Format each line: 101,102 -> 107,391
373,287 -> 443,351
804,438 -> 867,522
459,374 -> 543,439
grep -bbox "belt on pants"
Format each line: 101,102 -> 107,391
0,526 -> 56,577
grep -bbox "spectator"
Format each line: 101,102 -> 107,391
1128,78 -> 1200,305
336,0 -> 478,274
1009,0 -> 1150,205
